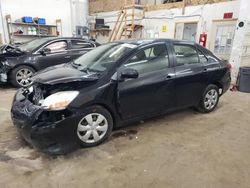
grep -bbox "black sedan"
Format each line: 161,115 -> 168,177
0,37 -> 98,87
11,39 -> 231,154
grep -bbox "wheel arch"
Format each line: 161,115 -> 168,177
210,81 -> 223,95
88,103 -> 118,129
10,64 -> 38,73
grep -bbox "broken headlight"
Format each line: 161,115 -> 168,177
2,61 -> 10,66
40,91 -> 79,111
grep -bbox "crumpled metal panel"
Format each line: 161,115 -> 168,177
11,98 -> 43,128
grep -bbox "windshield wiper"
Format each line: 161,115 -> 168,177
71,60 -> 82,67
81,67 -> 102,74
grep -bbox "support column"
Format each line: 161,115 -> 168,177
229,0 -> 250,83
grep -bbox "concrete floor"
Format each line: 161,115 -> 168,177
0,87 -> 250,188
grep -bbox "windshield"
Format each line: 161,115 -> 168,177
73,42 -> 138,73
18,37 -> 55,52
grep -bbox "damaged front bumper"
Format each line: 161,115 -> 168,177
11,89 -> 82,154
0,61 -> 11,83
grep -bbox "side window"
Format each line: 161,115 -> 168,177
198,50 -> 208,64
124,44 -> 169,75
45,41 -> 67,53
70,40 -> 93,49
173,44 -> 199,65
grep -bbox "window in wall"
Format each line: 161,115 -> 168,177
175,22 -> 197,42
125,44 -> 169,75
214,25 -> 235,55
173,44 -> 199,65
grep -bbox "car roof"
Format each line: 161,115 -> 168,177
41,37 -> 95,42
115,38 -> 196,46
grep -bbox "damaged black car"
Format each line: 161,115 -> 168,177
0,44 -> 23,83
11,39 -> 231,154
0,37 -> 98,87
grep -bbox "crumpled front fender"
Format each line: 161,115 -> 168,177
0,61 -> 11,82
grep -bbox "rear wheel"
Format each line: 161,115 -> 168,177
76,106 -> 113,147
10,65 -> 35,87
196,84 -> 219,113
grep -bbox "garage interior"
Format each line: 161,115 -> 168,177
1,0 -> 250,187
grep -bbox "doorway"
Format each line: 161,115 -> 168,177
175,22 -> 198,42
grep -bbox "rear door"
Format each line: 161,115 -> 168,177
171,43 -> 207,108
117,43 -> 176,120
68,39 -> 95,60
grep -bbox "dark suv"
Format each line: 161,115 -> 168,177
11,39 -> 231,154
0,37 -> 98,87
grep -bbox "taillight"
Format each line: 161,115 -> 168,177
227,63 -> 232,72
224,60 -> 232,71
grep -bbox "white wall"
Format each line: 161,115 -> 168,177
143,1 -> 239,48
0,0 -> 89,43
93,1 -> 239,47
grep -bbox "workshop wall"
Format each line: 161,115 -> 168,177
92,0 -> 239,46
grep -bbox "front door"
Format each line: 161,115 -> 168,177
117,43 -> 176,120
35,40 -> 70,70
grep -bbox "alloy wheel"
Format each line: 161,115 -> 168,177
77,113 -> 108,144
204,89 -> 218,110
16,68 -> 33,87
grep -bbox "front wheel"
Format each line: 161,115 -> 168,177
76,106 -> 113,147
196,84 -> 219,113
10,65 -> 35,87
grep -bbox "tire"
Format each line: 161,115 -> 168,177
10,65 -> 35,88
196,84 -> 220,113
76,105 -> 113,147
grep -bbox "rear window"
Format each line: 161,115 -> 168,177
70,40 -> 94,49
173,44 -> 199,65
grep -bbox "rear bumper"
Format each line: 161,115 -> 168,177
11,90 -> 82,154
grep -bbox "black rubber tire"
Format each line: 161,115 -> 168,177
77,105 -> 113,147
196,84 -> 220,113
10,65 -> 35,88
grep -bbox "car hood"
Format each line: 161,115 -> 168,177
32,64 -> 99,85
0,45 -> 25,60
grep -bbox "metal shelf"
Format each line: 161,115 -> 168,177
12,33 -> 57,37
9,22 -> 57,27
5,14 -> 62,44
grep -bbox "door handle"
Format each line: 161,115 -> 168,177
65,56 -> 71,59
203,68 -> 207,73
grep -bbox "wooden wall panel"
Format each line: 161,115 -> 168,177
89,0 -> 133,14
89,0 -> 235,14
146,0 -> 235,11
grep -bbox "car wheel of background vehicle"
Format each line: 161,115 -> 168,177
76,105 -> 113,147
10,65 -> 35,87
196,84 -> 219,113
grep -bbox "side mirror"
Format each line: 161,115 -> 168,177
120,68 -> 139,80
39,48 -> 51,55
